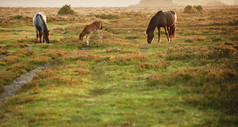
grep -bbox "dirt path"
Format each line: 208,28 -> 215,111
0,61 -> 51,107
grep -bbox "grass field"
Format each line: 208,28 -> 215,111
0,6 -> 238,126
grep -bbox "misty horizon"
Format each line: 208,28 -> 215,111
0,0 -> 237,7
0,0 -> 140,7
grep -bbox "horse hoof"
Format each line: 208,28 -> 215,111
157,41 -> 160,44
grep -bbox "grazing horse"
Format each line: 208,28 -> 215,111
79,21 -> 103,46
146,10 -> 177,44
33,12 -> 50,43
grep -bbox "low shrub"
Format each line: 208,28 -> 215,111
184,5 -> 194,13
58,4 -> 75,15
194,5 -> 203,12
12,15 -> 23,19
184,5 -> 203,13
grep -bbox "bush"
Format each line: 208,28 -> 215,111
184,5 -> 203,13
58,4 -> 75,15
184,5 -> 193,13
194,5 -> 203,12
12,15 -> 23,19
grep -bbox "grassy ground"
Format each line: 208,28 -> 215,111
0,6 -> 238,126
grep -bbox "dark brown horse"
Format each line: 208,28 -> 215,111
146,10 -> 177,44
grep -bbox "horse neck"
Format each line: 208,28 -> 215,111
97,21 -> 102,30
81,30 -> 87,38
147,16 -> 157,33
94,21 -> 102,30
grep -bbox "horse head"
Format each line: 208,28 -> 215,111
146,30 -> 154,44
79,33 -> 83,41
44,30 -> 50,43
95,21 -> 102,30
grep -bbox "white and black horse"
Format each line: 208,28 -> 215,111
33,12 -> 50,43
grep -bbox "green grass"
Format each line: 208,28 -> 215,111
0,7 -> 238,126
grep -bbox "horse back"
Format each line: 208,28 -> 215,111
155,12 -> 167,27
83,21 -> 102,34
33,13 -> 47,28
164,11 -> 176,27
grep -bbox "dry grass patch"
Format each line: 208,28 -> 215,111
42,49 -> 66,59
1,56 -> 19,64
74,68 -> 90,75
0,49 -> 8,55
212,44 -> 238,58
28,56 -> 52,65
147,67 -> 238,114
14,48 -> 34,57
136,60 -> 169,71
112,53 -> 148,65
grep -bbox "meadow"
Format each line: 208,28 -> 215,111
0,6 -> 237,126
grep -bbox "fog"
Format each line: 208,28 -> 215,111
174,0 -> 235,5
0,0 -> 140,7
0,0 -> 237,7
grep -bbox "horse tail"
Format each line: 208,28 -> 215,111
169,11 -> 176,38
169,23 -> 176,38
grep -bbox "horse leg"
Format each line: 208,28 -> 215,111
98,30 -> 102,43
86,33 -> 91,46
168,26 -> 172,43
39,30 -> 43,43
36,30 -> 39,43
164,26 -> 170,42
157,27 -> 161,44
43,33 -> 45,43
167,26 -> 171,42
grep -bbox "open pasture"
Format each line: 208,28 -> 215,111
0,6 -> 238,126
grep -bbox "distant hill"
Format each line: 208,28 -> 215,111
133,0 -> 227,7
134,0 -> 175,7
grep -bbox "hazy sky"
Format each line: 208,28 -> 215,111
0,0 -> 141,7
0,0 -> 236,7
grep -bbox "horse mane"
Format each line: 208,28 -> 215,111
37,14 -> 48,33
146,11 -> 163,34
37,14 -> 49,42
